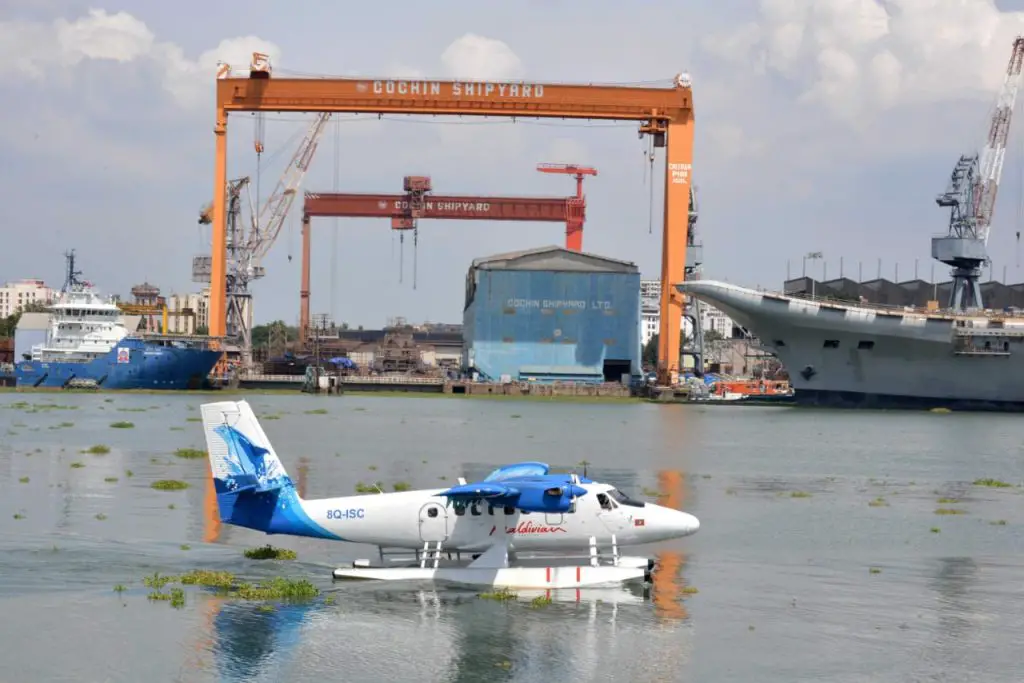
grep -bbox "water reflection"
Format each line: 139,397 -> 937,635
211,598 -> 327,682
927,557 -> 980,662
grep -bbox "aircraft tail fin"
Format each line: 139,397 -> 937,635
200,400 -> 294,503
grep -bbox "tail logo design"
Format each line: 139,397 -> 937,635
213,424 -> 291,494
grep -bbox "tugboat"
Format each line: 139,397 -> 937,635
15,251 -> 222,390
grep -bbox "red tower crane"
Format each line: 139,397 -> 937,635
299,174 -> 590,343
536,163 -> 598,252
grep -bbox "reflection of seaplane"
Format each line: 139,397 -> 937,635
199,400 -> 700,589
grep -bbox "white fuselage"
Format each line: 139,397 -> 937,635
298,482 -> 698,552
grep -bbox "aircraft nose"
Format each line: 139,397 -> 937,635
674,510 -> 700,536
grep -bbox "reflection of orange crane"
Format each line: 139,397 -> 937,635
208,54 -> 694,386
536,163 -> 597,252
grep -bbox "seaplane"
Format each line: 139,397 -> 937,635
199,400 -> 700,590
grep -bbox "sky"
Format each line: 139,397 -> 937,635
6,0 -> 1024,327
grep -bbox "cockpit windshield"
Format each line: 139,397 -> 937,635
608,488 -> 645,508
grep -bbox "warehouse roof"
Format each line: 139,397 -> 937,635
470,246 -> 638,274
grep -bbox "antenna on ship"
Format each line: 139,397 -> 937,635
62,249 -> 83,293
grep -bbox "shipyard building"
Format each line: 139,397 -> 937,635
462,246 -> 641,383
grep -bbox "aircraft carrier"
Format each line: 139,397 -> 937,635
676,35 -> 1024,412
677,279 -> 1024,411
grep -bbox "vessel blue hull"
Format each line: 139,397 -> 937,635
15,338 -> 222,390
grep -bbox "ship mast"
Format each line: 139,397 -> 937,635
62,249 -> 83,293
934,36 -> 1024,311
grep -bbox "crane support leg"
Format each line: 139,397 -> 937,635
300,215 -> 312,344
657,116 -> 695,386
211,108 -> 229,341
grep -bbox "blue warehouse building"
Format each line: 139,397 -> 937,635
462,246 -> 642,384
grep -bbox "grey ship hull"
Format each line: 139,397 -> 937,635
678,280 -> 1024,411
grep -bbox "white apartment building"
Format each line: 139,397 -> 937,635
165,289 -> 211,334
0,279 -> 55,318
639,278 -> 735,347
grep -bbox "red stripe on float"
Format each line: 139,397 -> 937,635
546,566 -> 551,583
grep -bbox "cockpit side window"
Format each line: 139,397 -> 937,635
608,488 -> 645,508
596,493 -> 613,511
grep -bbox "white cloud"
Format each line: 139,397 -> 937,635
440,33 -> 524,80
0,9 -> 279,109
704,0 -> 1024,123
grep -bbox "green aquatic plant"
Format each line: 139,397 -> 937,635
305,408 -> 328,415
174,448 -> 206,460
83,444 -> 110,455
95,513 -> 107,521
117,407 -> 147,413
180,544 -> 191,551
935,508 -> 966,515
109,421 -> 134,429
53,421 -> 75,429
104,477 -> 119,483
355,482 -> 383,494
681,586 -> 699,594
936,497 -> 960,504
113,584 -> 126,593
13,513 -> 25,520
151,480 -> 189,491
244,545 -> 298,561
990,519 -> 1008,526
478,587 -> 517,601
973,478 -> 1012,488
125,469 -> 133,478
393,481 -> 412,492
789,491 -> 812,498
869,567 -> 881,574
868,497 -> 888,507
930,527 -> 941,533
143,572 -> 173,590
186,417 -> 201,422
18,477 -> 29,484
70,462 -> 85,469
530,595 -> 552,608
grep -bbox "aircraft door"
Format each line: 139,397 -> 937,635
597,493 -> 627,534
418,503 -> 449,543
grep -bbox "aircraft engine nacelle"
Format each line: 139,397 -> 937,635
516,484 -> 589,513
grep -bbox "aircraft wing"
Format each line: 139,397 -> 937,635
437,462 -> 588,513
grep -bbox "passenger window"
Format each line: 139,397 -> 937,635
504,505 -> 515,515
568,500 -> 576,514
823,339 -> 839,349
454,502 -> 466,516
427,507 -> 438,518
470,502 -> 481,516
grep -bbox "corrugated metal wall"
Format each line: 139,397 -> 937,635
463,269 -> 641,381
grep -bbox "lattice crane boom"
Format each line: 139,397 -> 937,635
247,111 -> 332,268
976,36 -> 1024,244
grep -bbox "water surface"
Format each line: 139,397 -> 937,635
1,392 -> 1022,682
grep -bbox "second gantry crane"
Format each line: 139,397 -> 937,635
934,35 -> 1024,311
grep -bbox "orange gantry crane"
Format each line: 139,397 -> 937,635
210,54 -> 694,385
299,174 -> 593,343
